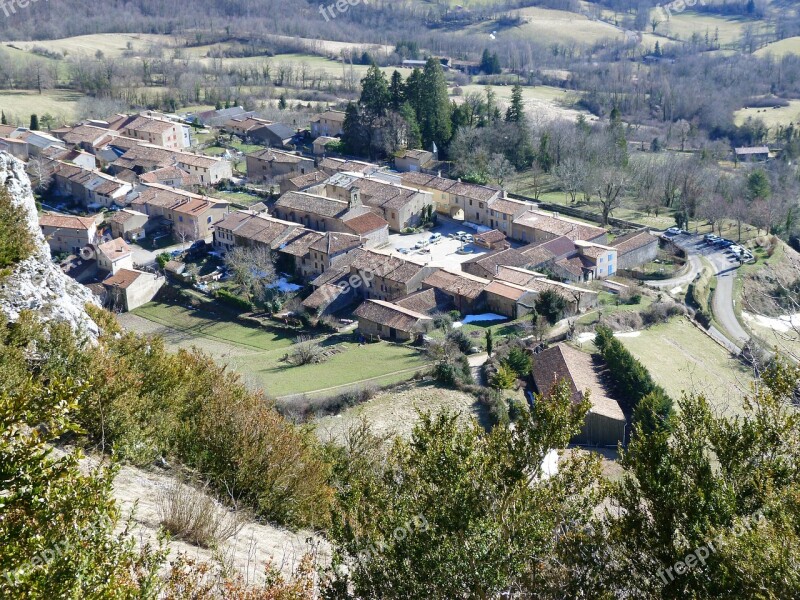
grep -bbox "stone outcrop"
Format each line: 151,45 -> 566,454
0,152 -> 98,337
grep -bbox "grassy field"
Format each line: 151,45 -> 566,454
5,33 -> 174,58
313,382 -> 482,443
653,11 -> 756,46
0,89 -> 85,125
122,302 -> 429,397
755,36 -> 800,58
618,317 -> 754,417
734,100 -> 800,132
504,6 -> 625,46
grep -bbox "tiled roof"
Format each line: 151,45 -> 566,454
248,147 -> 304,164
97,237 -> 132,258
302,283 -> 345,310
484,280 -> 530,301
288,170 -> 328,190
488,197 -> 528,215
311,110 -> 346,123
102,268 -> 144,289
612,229 -> 657,255
531,344 -> 624,420
462,247 -> 531,278
342,211 -> 389,235
278,230 -> 324,257
474,229 -> 506,244
309,232 -> 362,255
422,268 -> 488,300
400,172 -> 500,202
274,191 -> 349,219
39,213 -> 97,230
348,249 -> 424,283
353,299 -> 431,332
395,288 -> 438,314
513,210 -> 606,242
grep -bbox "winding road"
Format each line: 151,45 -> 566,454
646,234 -> 749,351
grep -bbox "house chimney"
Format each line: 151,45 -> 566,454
437,170 -> 442,178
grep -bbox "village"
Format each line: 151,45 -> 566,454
8,103 -> 684,449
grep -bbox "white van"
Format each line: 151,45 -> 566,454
429,233 -> 442,243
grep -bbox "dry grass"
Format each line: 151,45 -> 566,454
157,479 -> 246,548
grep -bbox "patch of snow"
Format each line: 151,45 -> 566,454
742,311 -> 800,333
457,313 -> 508,325
670,285 -> 683,295
576,332 -> 595,343
270,277 -> 302,292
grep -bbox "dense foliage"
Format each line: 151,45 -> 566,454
0,309 -> 332,529
0,186 -> 33,278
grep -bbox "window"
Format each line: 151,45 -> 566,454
608,254 -> 614,261
599,257 -> 604,263
469,199 -> 473,206
178,216 -> 183,222
207,216 -> 212,224
502,214 -> 507,221
479,202 -> 484,209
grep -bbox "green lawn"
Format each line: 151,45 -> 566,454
618,318 -> 754,417
128,302 -> 429,397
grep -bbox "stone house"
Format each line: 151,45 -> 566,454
311,110 -> 346,138
611,229 -> 659,270
131,184 -> 230,242
246,148 -> 315,182
39,213 -> 98,255
102,268 -> 165,312
353,299 -> 431,341
96,237 -> 134,275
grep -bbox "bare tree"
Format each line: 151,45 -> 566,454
596,168 -> 628,225
224,245 -> 276,302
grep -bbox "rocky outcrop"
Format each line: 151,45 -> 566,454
0,152 -> 98,337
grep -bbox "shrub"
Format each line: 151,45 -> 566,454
640,301 -> 686,327
594,325 -> 672,419
0,185 -> 33,278
447,329 -> 472,355
433,355 -> 473,387
504,346 -> 532,377
490,364 -> 517,390
156,252 -> 171,269
288,335 -> 324,366
157,479 -> 244,548
535,290 -> 568,325
633,390 -> 674,435
215,288 -> 252,311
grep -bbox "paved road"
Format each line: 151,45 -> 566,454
645,254 -> 703,290
657,233 -> 750,349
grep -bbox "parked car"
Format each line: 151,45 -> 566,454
429,233 -> 442,243
463,234 -> 474,243
414,239 -> 429,250
665,227 -> 681,235
704,233 -> 719,243
455,231 -> 467,240
397,247 -> 410,255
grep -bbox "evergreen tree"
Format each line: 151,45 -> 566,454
399,101 -> 422,150
359,63 -> 390,118
505,83 -> 526,124
1,111 -> 6,125
342,102 -> 367,156
485,328 -> 493,356
404,68 -> 424,118
389,70 -> 405,111
278,95 -> 287,110
419,58 -> 452,151
29,114 -> 38,131
480,48 -> 501,75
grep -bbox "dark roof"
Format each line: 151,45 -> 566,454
474,229 -> 506,244
462,247 -> 531,278
395,288 -> 439,314
353,299 -> 431,332
531,344 -> 624,419
261,123 -> 294,140
611,229 -> 657,255
422,268 -> 488,300
309,232 -> 362,255
274,191 -> 349,219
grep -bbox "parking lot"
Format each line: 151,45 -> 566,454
662,229 -> 754,265
386,216 -> 492,270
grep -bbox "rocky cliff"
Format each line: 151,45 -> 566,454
0,152 -> 98,337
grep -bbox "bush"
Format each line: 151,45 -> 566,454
157,479 -> 244,548
504,346 -> 532,377
632,390 -> 674,435
447,329 -> 472,355
433,355 -> 473,387
640,301 -> 686,327
288,335 -> 325,366
214,288 -> 252,311
156,252 -> 171,269
535,290 -> 568,325
0,185 -> 34,278
594,325 -> 672,419
490,364 -> 517,390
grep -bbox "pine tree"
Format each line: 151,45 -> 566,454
1,111 -> 6,125
342,102 -> 367,156
278,95 -> 287,110
419,58 -> 452,151
389,70 -> 404,111
505,84 -> 526,124
359,64 -> 390,118
485,329 -> 493,356
399,102 -> 421,149
29,114 -> 38,131
404,68 -> 424,118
